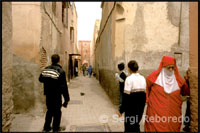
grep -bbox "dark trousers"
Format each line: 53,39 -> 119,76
43,106 -> 61,131
124,92 -> 146,132
184,100 -> 191,126
44,94 -> 62,131
89,72 -> 92,77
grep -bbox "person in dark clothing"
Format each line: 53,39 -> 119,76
183,69 -> 191,132
82,64 -> 86,76
39,54 -> 70,132
88,65 -> 92,78
118,60 -> 146,132
115,63 -> 127,113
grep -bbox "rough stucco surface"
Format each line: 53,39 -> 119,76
2,2 -> 13,131
12,2 -> 41,64
189,2 -> 198,132
11,2 -> 45,116
99,69 -> 119,104
95,4 -> 118,104
12,55 -> 45,114
40,2 -> 56,64
123,2 -> 189,74
11,2 -> 78,116
125,2 -> 179,53
188,68 -> 198,132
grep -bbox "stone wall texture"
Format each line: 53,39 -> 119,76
189,2 -> 198,132
2,2 -> 13,131
91,20 -> 100,71
95,2 -> 190,105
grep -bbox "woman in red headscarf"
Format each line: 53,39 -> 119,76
145,56 -> 190,132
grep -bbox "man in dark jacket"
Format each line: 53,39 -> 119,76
39,54 -> 70,132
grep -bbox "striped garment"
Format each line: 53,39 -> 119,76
41,69 -> 60,79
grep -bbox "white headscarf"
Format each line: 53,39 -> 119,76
155,68 -> 180,94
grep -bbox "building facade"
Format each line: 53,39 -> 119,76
95,2 -> 190,105
90,19 -> 101,74
11,1 -> 77,116
78,40 -> 91,67
2,2 -> 13,131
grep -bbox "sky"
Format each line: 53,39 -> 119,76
75,2 -> 102,41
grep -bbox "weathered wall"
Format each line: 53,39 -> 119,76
91,20 -> 100,72
122,2 -> 189,77
95,2 -> 190,105
2,2 -> 13,131
61,2 -> 78,80
40,2 -> 61,65
12,2 -> 45,115
12,2 -> 41,63
95,2 -> 118,104
11,2 -> 77,117
189,2 -> 198,132
72,3 -> 78,54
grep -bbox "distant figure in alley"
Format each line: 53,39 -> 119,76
39,54 -> 70,132
145,56 -> 190,132
81,64 -> 86,76
118,60 -> 146,132
88,65 -> 92,78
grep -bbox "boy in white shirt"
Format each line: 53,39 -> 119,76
117,60 -> 146,132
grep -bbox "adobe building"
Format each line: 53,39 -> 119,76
78,40 -> 91,67
189,2 -> 198,132
11,2 -> 78,116
2,2 -> 14,131
62,2 -> 79,81
95,2 -> 190,105
91,19 -> 101,74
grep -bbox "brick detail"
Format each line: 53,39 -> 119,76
40,47 -> 48,68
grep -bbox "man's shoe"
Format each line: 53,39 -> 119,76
53,126 -> 66,132
42,127 -> 51,132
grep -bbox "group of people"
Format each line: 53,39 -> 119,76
81,64 -> 93,78
39,54 -> 190,132
115,56 -> 190,132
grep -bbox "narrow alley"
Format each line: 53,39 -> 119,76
2,2 -> 198,132
10,74 -> 123,132
10,74 -> 187,132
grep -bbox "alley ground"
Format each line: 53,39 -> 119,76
10,74 -> 187,132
